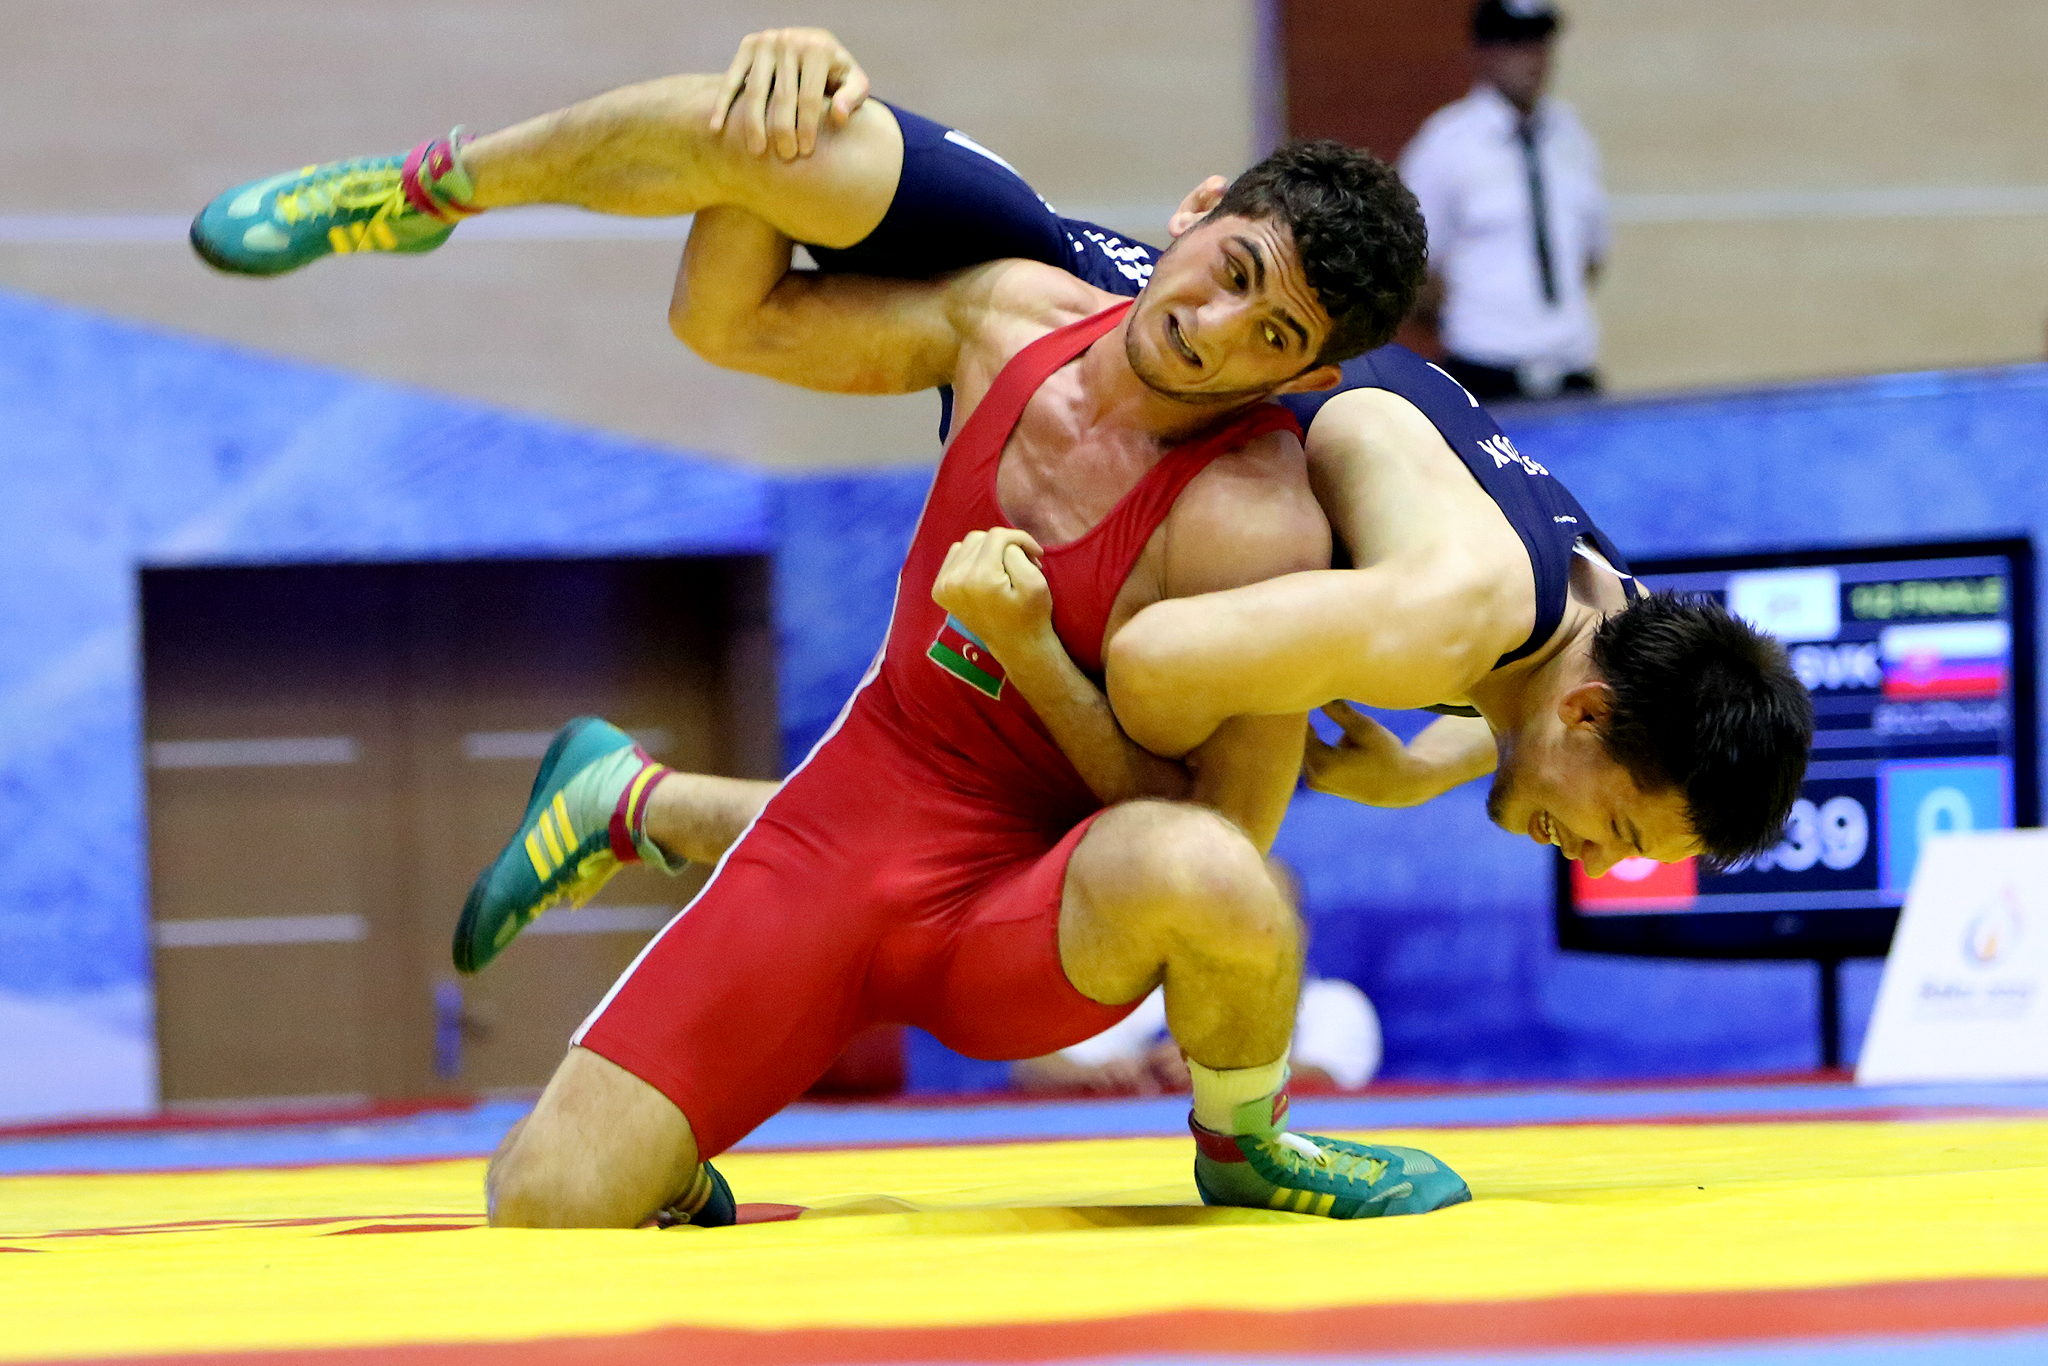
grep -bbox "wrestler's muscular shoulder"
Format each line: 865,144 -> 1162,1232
946,261 -> 1119,421
1108,426 -> 1333,641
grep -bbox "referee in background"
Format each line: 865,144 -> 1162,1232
1400,0 -> 1610,401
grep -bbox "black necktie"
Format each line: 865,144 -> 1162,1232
1516,117 -> 1558,306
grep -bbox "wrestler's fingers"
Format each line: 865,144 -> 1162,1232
737,41 -> 778,157
972,529 -> 1041,588
792,41 -> 834,156
978,525 -> 1045,563
828,52 -> 871,128
1319,699 -> 1381,740
1000,542 -> 1050,600
768,41 -> 804,161
935,534 -> 979,586
965,528 -> 1015,583
1300,735 -> 1339,789
709,32 -> 758,133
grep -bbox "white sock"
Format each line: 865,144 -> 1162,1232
1188,1057 -> 1288,1133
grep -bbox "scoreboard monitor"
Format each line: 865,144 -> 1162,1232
1557,537 -> 2037,960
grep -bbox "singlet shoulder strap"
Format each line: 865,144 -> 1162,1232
1091,403 -> 1304,553
1040,402 -> 1303,573
947,302 -> 1133,468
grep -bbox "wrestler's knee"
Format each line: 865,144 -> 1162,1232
1078,801 -> 1294,950
486,1047 -> 700,1229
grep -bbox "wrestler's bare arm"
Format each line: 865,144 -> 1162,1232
933,431 -> 1329,849
1106,561 -> 1498,758
674,204 -> 1099,396
1106,391 -> 1533,759
1305,706 -> 1496,808
1143,431 -> 1332,848
675,205 -> 979,394
932,528 -> 1191,806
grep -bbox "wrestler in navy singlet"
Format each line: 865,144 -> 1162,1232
798,102 -> 1638,672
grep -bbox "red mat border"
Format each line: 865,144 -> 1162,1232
45,1276 -> 2048,1365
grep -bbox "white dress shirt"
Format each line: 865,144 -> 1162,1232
1399,83 -> 1610,380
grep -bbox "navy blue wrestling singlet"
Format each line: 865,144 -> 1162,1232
800,103 -> 1638,669
1276,345 -> 1641,670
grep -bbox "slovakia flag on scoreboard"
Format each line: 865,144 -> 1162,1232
1878,621 -> 2009,699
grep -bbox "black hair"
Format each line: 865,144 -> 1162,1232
1210,140 -> 1428,366
1589,592 -> 1814,871
1473,0 -> 1561,46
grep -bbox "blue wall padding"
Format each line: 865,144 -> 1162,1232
769,471 -> 931,762
4,282 -> 2041,1100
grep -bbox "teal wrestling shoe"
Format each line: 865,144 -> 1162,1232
453,716 -> 680,974
1192,1094 -> 1471,1219
190,131 -> 477,277
654,1162 -> 736,1229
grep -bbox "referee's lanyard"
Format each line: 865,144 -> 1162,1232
1515,117 -> 1559,306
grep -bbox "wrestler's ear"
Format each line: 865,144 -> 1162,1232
1167,176 -> 1229,238
1274,363 -> 1343,395
1558,680 -> 1615,730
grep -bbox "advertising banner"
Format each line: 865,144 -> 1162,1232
1857,829 -> 2048,1084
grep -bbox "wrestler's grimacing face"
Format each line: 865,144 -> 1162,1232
1125,213 -> 1336,403
1485,721 -> 1700,879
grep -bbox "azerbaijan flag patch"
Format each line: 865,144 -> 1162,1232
927,615 -> 1006,700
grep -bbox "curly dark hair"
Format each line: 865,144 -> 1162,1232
1209,139 -> 1429,365
1590,592 -> 1815,870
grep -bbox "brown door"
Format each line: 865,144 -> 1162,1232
143,556 -> 774,1105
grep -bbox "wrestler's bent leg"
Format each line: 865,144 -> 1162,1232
487,1046 -> 702,1228
191,44 -> 903,276
463,77 -> 900,245
1057,800 -> 1300,1071
1058,801 -> 1472,1219
453,716 -> 778,973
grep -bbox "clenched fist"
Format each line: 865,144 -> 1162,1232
931,527 -> 1054,662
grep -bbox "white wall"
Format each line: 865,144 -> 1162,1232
1556,0 -> 2048,390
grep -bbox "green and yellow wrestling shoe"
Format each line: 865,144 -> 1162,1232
453,716 -> 681,974
1192,1094 -> 1471,1219
654,1162 -> 736,1230
190,130 -> 478,277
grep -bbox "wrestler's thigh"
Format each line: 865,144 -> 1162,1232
911,813 -> 1143,1061
1057,800 -> 1277,1005
487,1044 -> 698,1228
575,823 -> 881,1159
706,93 -> 904,248
805,104 -> 1072,279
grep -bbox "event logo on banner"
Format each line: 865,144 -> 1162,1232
1856,829 -> 2048,1084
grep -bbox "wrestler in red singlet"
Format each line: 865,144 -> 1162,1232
575,302 -> 1300,1157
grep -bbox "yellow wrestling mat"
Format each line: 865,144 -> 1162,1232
4,1119 -> 2047,1362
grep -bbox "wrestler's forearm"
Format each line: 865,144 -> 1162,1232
1108,567 -> 1496,758
673,204 -> 974,394
644,774 -> 782,865
1402,714 -> 1498,802
998,638 -> 1191,807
